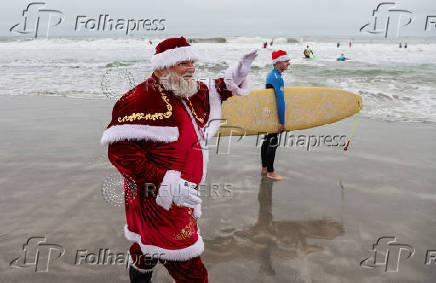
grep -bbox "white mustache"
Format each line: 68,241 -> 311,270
183,73 -> 194,79
160,71 -> 198,98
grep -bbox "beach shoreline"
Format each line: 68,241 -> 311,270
0,95 -> 435,282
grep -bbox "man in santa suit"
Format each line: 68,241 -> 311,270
101,37 -> 257,282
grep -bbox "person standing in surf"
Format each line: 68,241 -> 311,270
303,44 -> 314,58
261,50 -> 290,181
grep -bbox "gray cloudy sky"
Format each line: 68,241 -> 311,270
1,0 -> 435,37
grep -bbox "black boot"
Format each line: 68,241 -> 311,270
129,265 -> 152,283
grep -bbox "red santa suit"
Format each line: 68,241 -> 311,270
101,37 -> 254,282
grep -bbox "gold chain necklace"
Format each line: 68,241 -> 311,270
186,98 -> 204,124
157,82 -> 205,124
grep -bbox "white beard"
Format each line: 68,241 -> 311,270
159,71 -> 198,99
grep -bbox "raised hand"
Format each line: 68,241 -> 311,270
234,50 -> 258,85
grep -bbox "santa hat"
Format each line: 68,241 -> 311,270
151,37 -> 199,71
272,50 -> 290,64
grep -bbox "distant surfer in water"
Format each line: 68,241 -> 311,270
261,50 -> 290,181
303,44 -> 314,58
337,53 -> 348,61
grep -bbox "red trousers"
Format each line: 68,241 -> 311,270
130,242 -> 208,282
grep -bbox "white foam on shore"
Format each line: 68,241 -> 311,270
1,37 -> 435,123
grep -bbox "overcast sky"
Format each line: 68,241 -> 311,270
1,0 -> 435,37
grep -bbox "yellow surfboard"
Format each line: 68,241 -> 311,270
216,87 -> 362,136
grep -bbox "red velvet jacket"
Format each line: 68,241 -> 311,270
101,73 -> 233,260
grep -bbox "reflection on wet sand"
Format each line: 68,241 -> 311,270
204,176 -> 345,275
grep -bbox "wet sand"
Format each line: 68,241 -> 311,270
0,95 -> 435,283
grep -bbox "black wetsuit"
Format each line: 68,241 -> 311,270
261,83 -> 280,173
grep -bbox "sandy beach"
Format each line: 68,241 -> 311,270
0,94 -> 435,282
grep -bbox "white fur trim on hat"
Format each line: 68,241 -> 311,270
151,46 -> 199,71
124,225 -> 204,261
272,54 -> 290,64
101,124 -> 179,145
224,64 -> 251,96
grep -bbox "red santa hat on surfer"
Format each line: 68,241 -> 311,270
151,36 -> 199,71
272,50 -> 290,64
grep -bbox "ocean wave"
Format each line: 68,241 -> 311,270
105,61 -> 140,68
188,37 -> 226,43
287,38 -> 299,43
0,36 -> 435,124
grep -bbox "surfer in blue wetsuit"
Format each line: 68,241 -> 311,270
337,53 -> 348,61
261,50 -> 290,180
